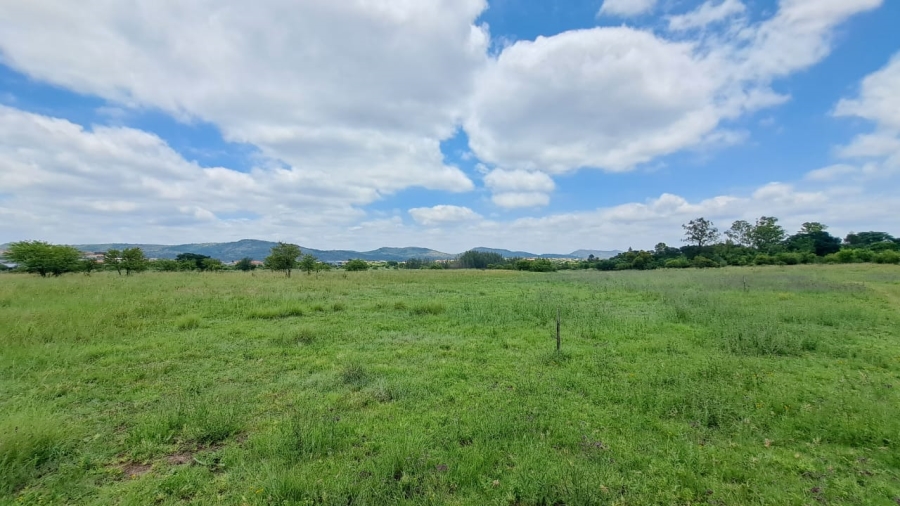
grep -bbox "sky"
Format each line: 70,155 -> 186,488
1,0 -> 898,254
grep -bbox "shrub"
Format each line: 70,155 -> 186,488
775,252 -> 801,265
836,249 -> 857,263
344,259 -> 369,271
753,254 -> 775,266
854,249 -> 875,263
874,250 -> 900,264
665,258 -> 691,269
691,255 -> 718,269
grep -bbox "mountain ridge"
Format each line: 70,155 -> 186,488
3,239 -> 620,262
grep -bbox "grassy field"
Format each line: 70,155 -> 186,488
1,266 -> 899,505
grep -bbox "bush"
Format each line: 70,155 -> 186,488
775,252 -> 801,265
854,249 -> 875,263
874,250 -> 900,264
753,254 -> 776,266
800,252 -> 817,264
822,253 -> 840,264
344,259 -> 369,271
665,258 -> 691,269
836,249 -> 857,263
691,255 -> 718,269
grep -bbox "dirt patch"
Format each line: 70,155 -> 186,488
121,462 -> 152,478
166,452 -> 193,465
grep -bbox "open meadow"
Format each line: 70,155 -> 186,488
1,266 -> 900,505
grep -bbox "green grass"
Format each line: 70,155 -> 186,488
1,266 -> 900,504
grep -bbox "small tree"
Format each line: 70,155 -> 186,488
104,249 -> 123,275
6,241 -> 82,277
299,254 -> 318,275
344,259 -> 369,271
80,258 -> 98,275
750,216 -> 786,253
121,247 -> 148,275
265,242 -> 302,277
725,220 -> 754,247
682,218 -> 720,248
201,258 -> 225,272
800,222 -> 827,234
176,253 -> 211,271
235,257 -> 256,272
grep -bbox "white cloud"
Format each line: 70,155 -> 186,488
408,205 -> 481,226
466,0 -> 882,179
598,0 -> 658,18
668,0 -> 746,31
491,192 -> 551,209
831,52 -> 900,175
0,0 -> 486,210
804,164 -> 860,182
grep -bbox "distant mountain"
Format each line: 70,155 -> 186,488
6,239 -> 619,263
569,249 -> 621,260
71,240 -> 458,263
473,247 -> 620,260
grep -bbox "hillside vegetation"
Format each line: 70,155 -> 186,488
1,267 -> 899,504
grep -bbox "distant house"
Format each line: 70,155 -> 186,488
250,260 -> 264,267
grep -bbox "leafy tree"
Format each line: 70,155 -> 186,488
749,216 -> 785,253
457,250 -> 504,269
844,231 -> 895,247
682,218 -> 720,248
6,241 -> 82,277
725,220 -> 754,247
121,247 -> 148,275
152,259 -> 180,272
299,254 -> 318,275
784,230 -> 841,256
385,261 -> 399,269
235,257 -> 256,272
80,258 -> 98,275
201,258 -> 225,272
800,222 -> 827,234
264,242 -> 301,277
176,252 -> 211,271
104,249 -> 122,275
344,259 -> 369,271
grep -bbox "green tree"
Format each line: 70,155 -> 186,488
344,259 -> 369,271
201,258 -> 225,272
104,249 -> 122,275
176,252 -> 211,271
800,222 -> 827,234
750,216 -> 786,253
152,259 -> 180,272
682,218 -> 720,248
80,258 -> 98,275
725,220 -> 754,247
264,242 -> 301,277
844,231 -> 895,247
235,257 -> 256,272
299,254 -> 318,275
121,247 -> 148,275
6,241 -> 82,277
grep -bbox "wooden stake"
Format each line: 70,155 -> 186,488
556,307 -> 561,352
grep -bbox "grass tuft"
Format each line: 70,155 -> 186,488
0,412 -> 69,494
410,302 -> 445,315
174,313 -> 202,330
247,305 -> 304,319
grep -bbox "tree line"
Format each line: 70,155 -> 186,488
588,218 -> 899,271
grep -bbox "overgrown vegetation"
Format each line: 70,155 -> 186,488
1,266 -> 899,504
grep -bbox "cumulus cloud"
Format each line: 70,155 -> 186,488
466,0 -> 882,178
483,169 -> 554,208
0,0 -> 485,211
408,205 -> 481,226
598,0 -> 658,18
833,53 -> 900,175
668,0 -> 746,31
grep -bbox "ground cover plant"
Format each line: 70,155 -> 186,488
1,266 -> 899,505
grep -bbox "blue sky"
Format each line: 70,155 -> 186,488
1,0 -> 898,253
